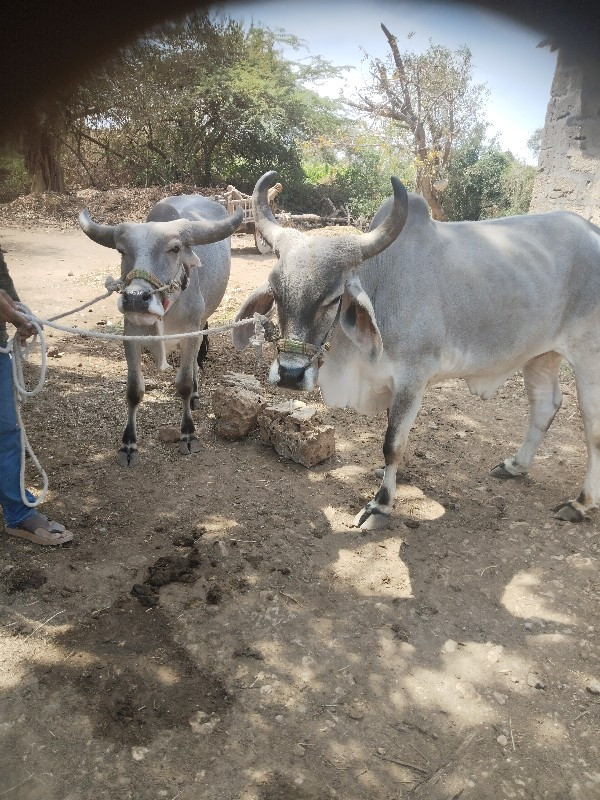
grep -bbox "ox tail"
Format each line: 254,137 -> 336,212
197,322 -> 209,368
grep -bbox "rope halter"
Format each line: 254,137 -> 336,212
108,266 -> 187,296
275,296 -> 342,369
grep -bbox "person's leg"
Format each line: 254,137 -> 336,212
0,352 -> 72,544
0,351 -> 36,527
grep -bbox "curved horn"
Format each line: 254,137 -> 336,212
78,208 -> 116,249
181,207 -> 244,246
358,177 -> 409,261
252,171 -> 282,248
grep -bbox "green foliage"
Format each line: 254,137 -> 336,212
0,146 -> 28,202
349,27 -> 489,218
442,129 -> 536,220
64,12 -> 346,192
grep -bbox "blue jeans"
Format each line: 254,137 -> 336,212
0,351 -> 36,527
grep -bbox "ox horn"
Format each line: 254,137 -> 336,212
358,177 -> 409,261
180,206 -> 245,247
78,209 -> 117,249
252,171 -> 282,249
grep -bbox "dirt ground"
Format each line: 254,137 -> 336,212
0,214 -> 599,800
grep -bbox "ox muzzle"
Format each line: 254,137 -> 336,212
270,298 -> 341,391
270,340 -> 327,391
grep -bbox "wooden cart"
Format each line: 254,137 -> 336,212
221,183 -> 283,254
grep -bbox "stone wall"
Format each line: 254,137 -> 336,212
530,48 -> 600,224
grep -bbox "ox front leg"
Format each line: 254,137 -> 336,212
553,360 -> 600,522
354,385 -> 424,531
118,341 -> 144,467
176,336 -> 202,455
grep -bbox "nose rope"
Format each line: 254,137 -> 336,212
112,267 -> 185,296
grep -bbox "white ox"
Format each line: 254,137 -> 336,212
234,171 -> 600,528
79,196 -> 242,466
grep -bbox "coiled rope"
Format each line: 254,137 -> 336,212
0,277 -> 265,507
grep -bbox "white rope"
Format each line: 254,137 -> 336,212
0,311 -> 49,507
1,284 -> 262,509
37,314 -> 254,342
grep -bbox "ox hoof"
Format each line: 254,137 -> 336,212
552,501 -> 585,523
490,462 -> 524,480
353,507 -> 391,531
117,447 -> 140,467
179,437 -> 201,455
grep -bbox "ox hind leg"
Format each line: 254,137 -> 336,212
176,335 -> 202,454
191,323 -> 209,411
491,351 -> 563,481
354,383 -> 425,531
118,340 -> 144,467
553,354 -> 600,522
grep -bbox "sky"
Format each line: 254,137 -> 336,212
216,0 -> 557,164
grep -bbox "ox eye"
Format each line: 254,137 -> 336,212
170,245 -> 181,254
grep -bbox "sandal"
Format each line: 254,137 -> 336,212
6,512 -> 73,545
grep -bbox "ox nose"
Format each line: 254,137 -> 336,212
122,290 -> 153,312
277,365 -> 307,390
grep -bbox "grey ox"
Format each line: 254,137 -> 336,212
234,171 -> 600,528
79,196 -> 243,466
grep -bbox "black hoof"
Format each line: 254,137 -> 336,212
117,446 -> 140,467
179,436 -> 200,455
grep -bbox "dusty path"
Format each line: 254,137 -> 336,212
0,223 -> 599,800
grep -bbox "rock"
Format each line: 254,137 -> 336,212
189,711 -> 220,734
221,371 -> 263,392
258,400 -> 335,467
345,702 -> 366,720
493,692 -> 508,705
585,678 -> 600,695
211,377 -> 267,440
157,426 -> 181,443
527,672 -> 547,689
496,734 -> 508,747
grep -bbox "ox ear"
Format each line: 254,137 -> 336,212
340,275 -> 383,363
232,282 -> 275,351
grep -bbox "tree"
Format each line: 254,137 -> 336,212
347,24 -> 488,219
22,104 -> 67,193
63,13 -> 346,192
442,128 -> 536,220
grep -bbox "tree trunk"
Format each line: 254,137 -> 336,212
417,171 -> 447,221
24,113 -> 65,193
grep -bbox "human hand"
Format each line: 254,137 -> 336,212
0,289 -> 35,341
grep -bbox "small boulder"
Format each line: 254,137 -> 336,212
258,400 -> 335,467
212,373 -> 267,440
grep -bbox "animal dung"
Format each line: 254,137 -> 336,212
257,400 -> 335,468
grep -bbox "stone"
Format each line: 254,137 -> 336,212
527,672 -> 547,689
211,376 -> 267,440
257,400 -> 335,467
157,426 -> 181,443
585,678 -> 600,695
